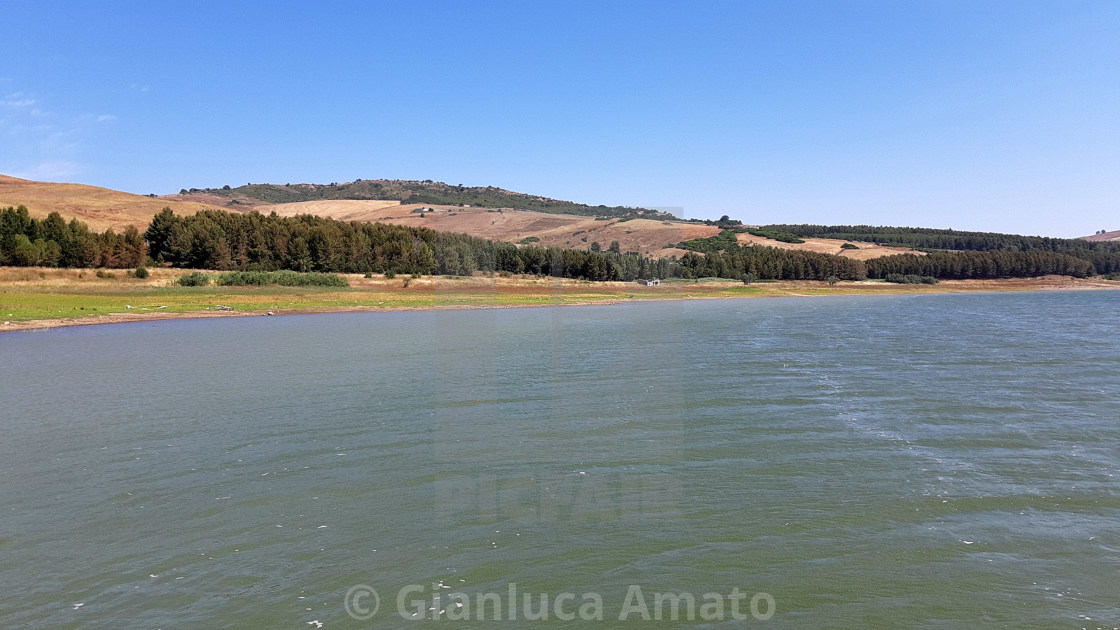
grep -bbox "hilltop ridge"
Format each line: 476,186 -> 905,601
170,178 -> 679,220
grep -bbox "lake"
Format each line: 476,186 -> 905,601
1,291 -> 1118,628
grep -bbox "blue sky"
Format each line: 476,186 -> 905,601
2,1 -> 1116,237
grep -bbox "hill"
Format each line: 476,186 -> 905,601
0,174 -> 229,232
2,173 -> 918,261
1082,230 -> 1120,242
171,178 -> 678,219
253,200 -> 920,259
255,199 -> 714,257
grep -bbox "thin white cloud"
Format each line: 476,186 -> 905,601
0,95 -> 36,108
97,114 -> 117,123
0,89 -> 96,181
9,160 -> 84,181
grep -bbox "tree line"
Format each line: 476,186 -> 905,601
676,227 -> 1110,281
678,247 -> 866,281
2,204 -> 1115,284
865,250 -> 1094,280
145,208 -> 683,281
0,206 -> 146,268
764,224 -> 1120,275
145,209 -> 880,282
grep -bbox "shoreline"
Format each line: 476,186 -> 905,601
1,270 -> 1117,334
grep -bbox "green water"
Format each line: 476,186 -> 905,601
1,291 -> 1118,628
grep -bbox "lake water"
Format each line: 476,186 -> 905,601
1,291 -> 1118,628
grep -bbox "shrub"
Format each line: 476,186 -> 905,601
134,266 -> 150,279
384,270 -> 396,279
840,243 -> 860,250
177,271 -> 211,286
214,271 -> 348,287
519,236 -> 541,245
95,269 -> 116,279
884,273 -> 939,285
745,228 -> 805,244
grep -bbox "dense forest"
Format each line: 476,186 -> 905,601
0,206 -> 146,268
764,224 -> 1120,275
678,247 -> 866,281
184,179 -> 678,219
865,251 -> 1095,279
144,208 -> 680,281
675,228 -> 1110,281
3,204 -> 1118,284
144,209 -> 876,282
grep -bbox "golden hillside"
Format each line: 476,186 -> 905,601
257,200 -> 910,259
1082,230 -> 1120,242
256,199 -> 718,257
1,174 -> 915,259
0,174 -> 231,232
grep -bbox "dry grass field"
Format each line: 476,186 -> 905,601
0,174 -> 232,232
733,233 -> 924,260
255,200 -> 719,256
1081,229 -> 1120,242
